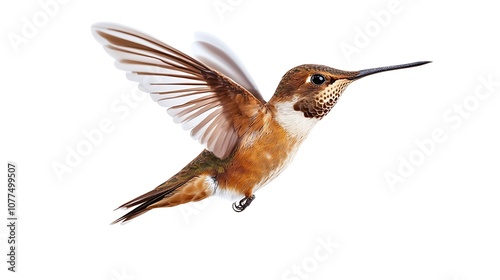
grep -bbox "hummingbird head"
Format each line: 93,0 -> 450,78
269,61 -> 430,138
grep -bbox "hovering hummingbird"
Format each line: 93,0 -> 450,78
92,22 -> 430,224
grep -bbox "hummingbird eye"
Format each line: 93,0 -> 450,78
310,74 -> 326,86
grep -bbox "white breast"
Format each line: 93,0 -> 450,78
273,100 -> 319,140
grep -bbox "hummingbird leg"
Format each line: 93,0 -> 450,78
232,195 -> 255,212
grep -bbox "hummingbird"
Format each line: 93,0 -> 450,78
91,22 -> 430,224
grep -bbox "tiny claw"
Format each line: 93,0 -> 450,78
232,195 -> 255,212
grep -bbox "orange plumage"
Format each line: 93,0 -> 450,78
92,22 -> 430,224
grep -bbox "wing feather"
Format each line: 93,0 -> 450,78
92,22 -> 266,158
192,32 -> 263,102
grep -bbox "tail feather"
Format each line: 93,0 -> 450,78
111,185 -> 181,224
112,150 -> 223,224
114,182 -> 180,210
111,174 -> 215,224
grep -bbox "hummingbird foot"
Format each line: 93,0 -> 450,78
232,195 -> 255,212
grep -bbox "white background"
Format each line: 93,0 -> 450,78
1,1 -> 499,280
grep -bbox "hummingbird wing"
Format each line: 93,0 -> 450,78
191,32 -> 263,103
92,23 -> 266,159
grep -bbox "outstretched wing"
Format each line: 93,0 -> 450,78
92,22 -> 266,159
191,32 -> 263,103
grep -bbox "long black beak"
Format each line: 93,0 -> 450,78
350,61 -> 431,80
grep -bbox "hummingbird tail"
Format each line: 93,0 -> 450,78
111,175 -> 215,224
